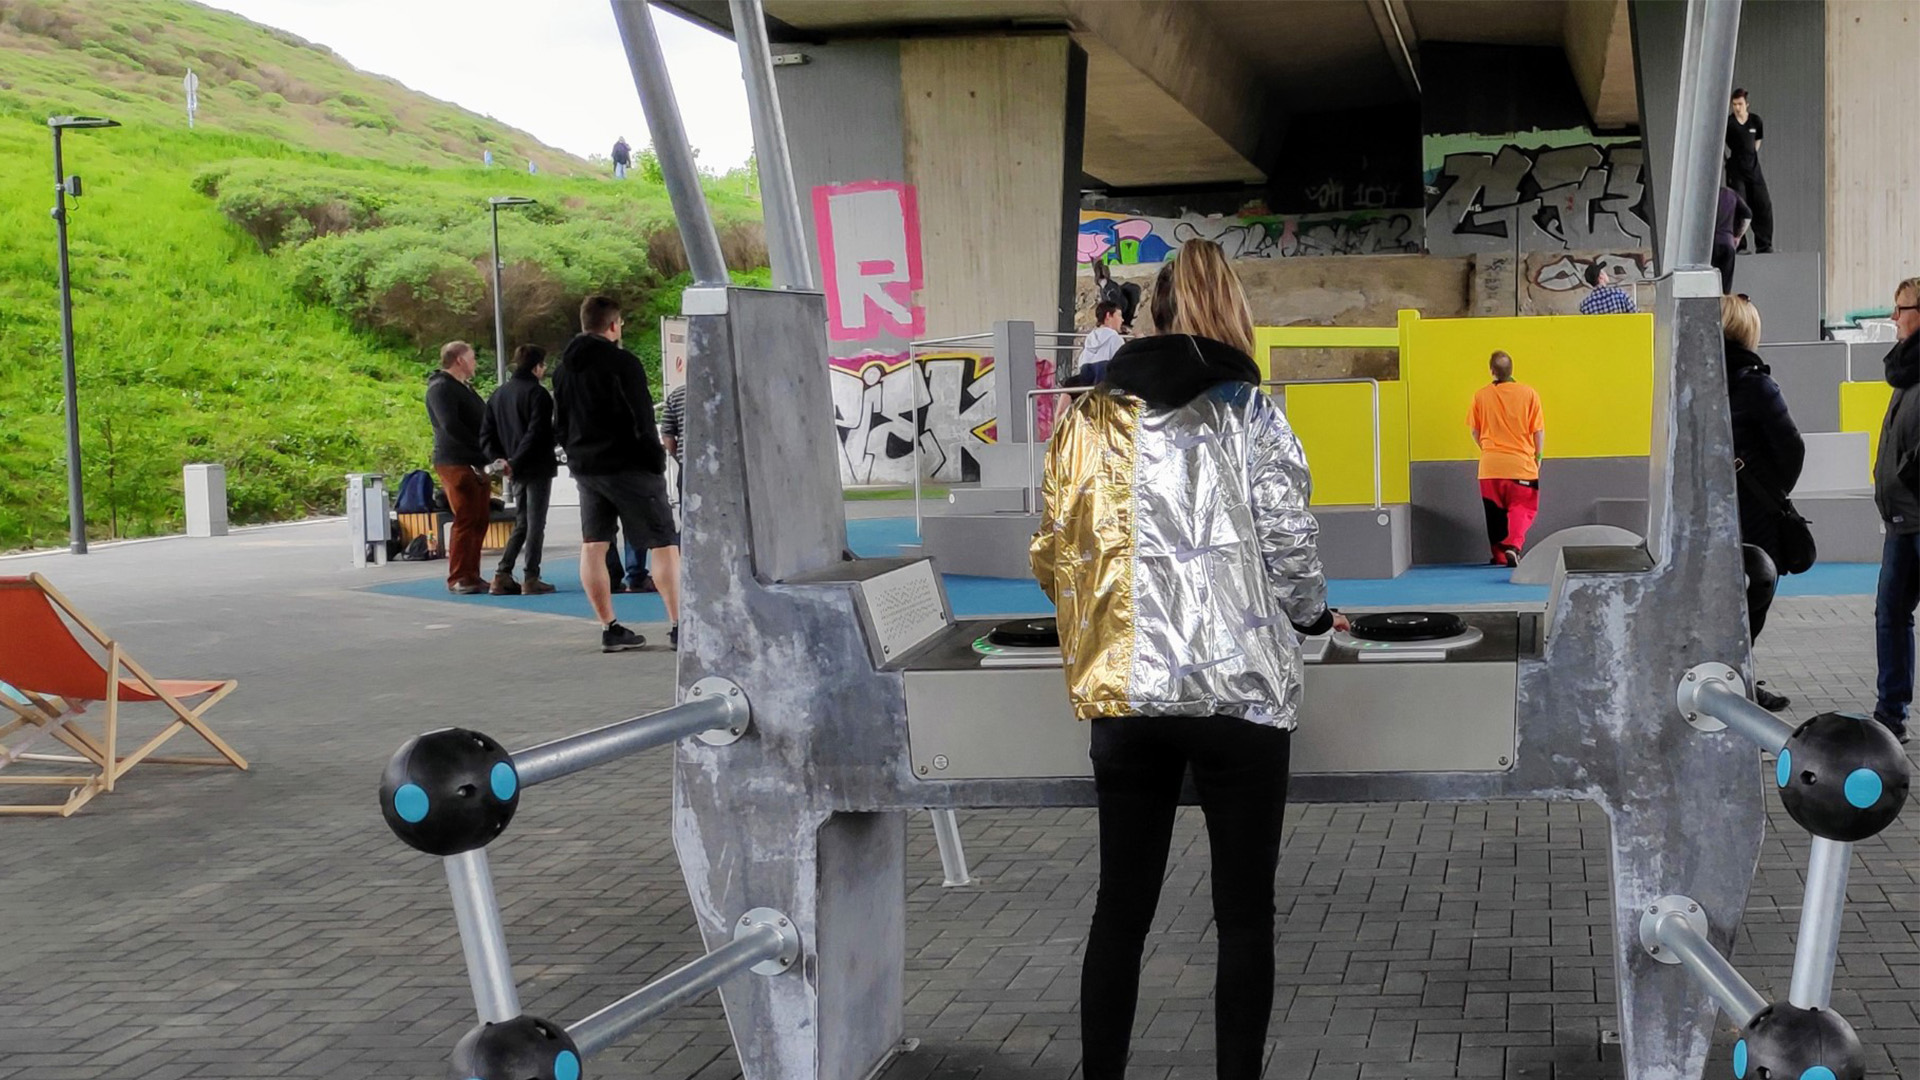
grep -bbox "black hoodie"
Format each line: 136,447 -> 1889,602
552,332 -> 665,476
1103,333 -> 1262,409
1875,334 -> 1920,532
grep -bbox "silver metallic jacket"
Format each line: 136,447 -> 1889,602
1030,374 -> 1329,728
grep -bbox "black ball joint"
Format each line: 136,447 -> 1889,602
380,728 -> 520,856
449,1014 -> 582,1080
1774,712 -> 1911,842
1735,1001 -> 1864,1080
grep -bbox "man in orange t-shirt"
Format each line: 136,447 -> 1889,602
1468,351 -> 1545,567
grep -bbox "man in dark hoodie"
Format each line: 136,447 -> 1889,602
480,344 -> 558,596
425,340 -> 498,594
553,295 -> 680,652
1871,276 -> 1920,744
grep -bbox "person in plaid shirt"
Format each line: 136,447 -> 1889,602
658,383 -> 687,499
1577,263 -> 1639,314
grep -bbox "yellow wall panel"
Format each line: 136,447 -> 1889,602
1404,313 -> 1654,462
1285,380 -> 1411,507
1840,381 -> 1893,483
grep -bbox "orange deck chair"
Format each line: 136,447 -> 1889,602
0,573 -> 246,816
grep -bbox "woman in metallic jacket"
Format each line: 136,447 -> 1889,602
1032,240 -> 1343,1080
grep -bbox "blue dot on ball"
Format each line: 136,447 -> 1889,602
555,1049 -> 581,1080
1802,1068 -> 1837,1080
1776,748 -> 1793,788
394,783 -> 429,823
1733,1039 -> 1747,1078
490,761 -> 518,801
1842,768 -> 1883,809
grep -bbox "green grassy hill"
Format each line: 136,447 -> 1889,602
0,0 -> 763,550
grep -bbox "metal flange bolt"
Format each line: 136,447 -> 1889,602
1639,894 -> 1710,964
690,676 -> 752,746
1676,663 -> 1744,732
736,907 -> 802,975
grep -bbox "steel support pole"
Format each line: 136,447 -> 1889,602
51,126 -> 86,555
1692,678 -> 1796,753
728,0 -> 812,290
567,921 -> 789,1056
611,0 -> 729,286
445,849 -> 520,1022
1649,910 -> 1768,1026
490,205 -> 507,386
1788,837 -> 1852,1009
512,691 -> 746,788
929,809 -> 973,888
1662,0 -> 1743,272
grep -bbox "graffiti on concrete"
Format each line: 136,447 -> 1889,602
829,351 -> 996,485
813,180 -> 925,342
1532,252 -> 1654,292
1425,141 -> 1651,256
1079,209 -> 1423,265
1302,177 -> 1404,213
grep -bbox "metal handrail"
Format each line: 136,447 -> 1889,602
1262,377 -> 1384,511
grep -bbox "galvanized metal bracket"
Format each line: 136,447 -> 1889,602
690,677 -> 752,746
1638,894 -> 1710,964
737,907 -> 802,975
1676,663 -> 1744,732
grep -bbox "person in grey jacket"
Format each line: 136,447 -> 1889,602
1032,239 -> 1345,1080
1871,276 -> 1920,744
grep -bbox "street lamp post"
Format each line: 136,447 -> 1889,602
487,196 -> 537,385
49,114 -> 119,555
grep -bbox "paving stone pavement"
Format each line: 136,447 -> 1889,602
0,523 -> 1912,1080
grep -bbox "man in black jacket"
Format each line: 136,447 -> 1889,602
1871,276 -> 1920,744
481,344 -> 558,596
1725,89 -> 1772,254
553,295 -> 680,652
425,340 -> 498,595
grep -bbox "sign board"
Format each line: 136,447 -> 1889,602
661,316 -> 689,393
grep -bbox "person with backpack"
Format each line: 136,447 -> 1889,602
480,344 -> 559,596
425,340 -> 499,594
1722,295 -> 1805,711
1031,240 -> 1344,1080
553,295 -> 681,652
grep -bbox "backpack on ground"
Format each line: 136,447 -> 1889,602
395,469 -> 437,513
396,535 -> 435,561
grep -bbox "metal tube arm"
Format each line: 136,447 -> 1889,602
1677,665 -> 1796,752
1788,837 -> 1852,1009
1639,897 -> 1767,1027
513,677 -> 749,788
445,848 -> 521,1023
610,0 -> 729,285
567,908 -> 800,1057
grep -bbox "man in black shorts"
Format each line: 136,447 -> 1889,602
554,295 -> 682,651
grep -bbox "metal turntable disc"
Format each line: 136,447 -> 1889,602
987,618 -> 1060,648
1349,612 -> 1467,642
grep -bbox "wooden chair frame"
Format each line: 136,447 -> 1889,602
0,573 -> 246,816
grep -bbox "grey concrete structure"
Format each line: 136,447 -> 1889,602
1760,340 -> 1849,434
1410,458 -> 1648,565
1730,252 -> 1825,341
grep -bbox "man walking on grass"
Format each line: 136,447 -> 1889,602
553,295 -> 682,652
1469,351 -> 1545,568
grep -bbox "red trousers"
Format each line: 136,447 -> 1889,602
434,465 -> 492,587
1480,477 -> 1540,556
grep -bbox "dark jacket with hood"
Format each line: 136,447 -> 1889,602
552,332 -> 665,476
480,370 -> 558,480
425,369 -> 488,468
1030,333 -> 1331,729
1725,340 -> 1805,553
1875,334 -> 1920,534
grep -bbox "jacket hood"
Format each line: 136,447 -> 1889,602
1105,334 -> 1261,408
1724,340 -> 1767,381
1887,333 -> 1920,391
562,331 -> 624,365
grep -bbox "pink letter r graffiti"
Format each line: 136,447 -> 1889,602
813,180 -> 926,342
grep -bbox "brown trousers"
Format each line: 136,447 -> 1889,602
434,465 -> 492,587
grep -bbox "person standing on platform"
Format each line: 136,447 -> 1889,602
1725,89 -> 1773,254
1577,263 -> 1638,314
480,344 -> 559,596
1032,239 -> 1345,1080
1469,351 -> 1545,568
554,295 -> 682,652
1713,185 -> 1753,295
1869,276 -> 1920,744
425,340 -> 498,595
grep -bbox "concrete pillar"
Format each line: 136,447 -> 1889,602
183,463 -> 227,538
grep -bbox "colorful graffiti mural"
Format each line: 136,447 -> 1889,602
1424,133 -> 1652,256
1078,209 -> 1423,265
829,352 -> 996,485
1531,251 -> 1654,292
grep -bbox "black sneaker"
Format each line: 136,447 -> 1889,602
1754,683 -> 1790,712
668,624 -> 679,651
601,623 -> 646,652
1874,713 -> 1912,744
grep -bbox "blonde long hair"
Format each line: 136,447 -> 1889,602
1168,239 -> 1256,357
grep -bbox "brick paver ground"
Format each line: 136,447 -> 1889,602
0,520 -> 1912,1079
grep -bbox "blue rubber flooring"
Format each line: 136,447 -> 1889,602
362,515 -> 1878,619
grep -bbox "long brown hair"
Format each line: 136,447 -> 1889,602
1168,239 -> 1255,357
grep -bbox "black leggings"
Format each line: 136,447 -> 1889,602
1081,715 -> 1291,1080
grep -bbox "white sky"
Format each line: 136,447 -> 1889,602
200,0 -> 755,168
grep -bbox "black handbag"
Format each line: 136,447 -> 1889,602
1736,461 -> 1817,574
